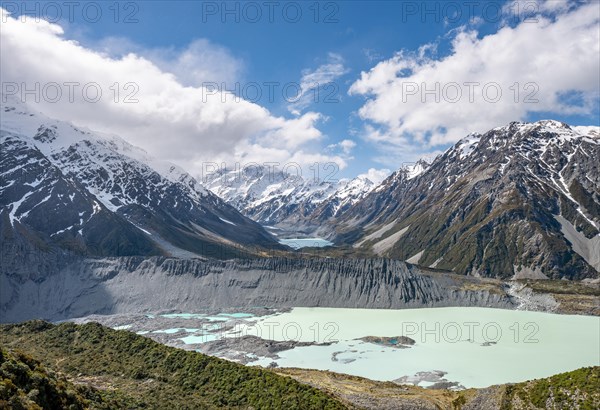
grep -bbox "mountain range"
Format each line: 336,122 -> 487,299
334,121 -> 600,280
200,119 -> 599,281
204,165 -> 378,235
2,100 -> 598,284
0,100 -> 283,266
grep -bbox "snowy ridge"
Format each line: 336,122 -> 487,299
337,119 -> 599,279
446,121 -> 600,230
1,99 -> 281,257
204,166 -> 377,226
2,101 -> 210,213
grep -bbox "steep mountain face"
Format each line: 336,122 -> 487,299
338,121 -> 600,280
0,102 -> 282,262
309,175 -> 378,223
204,166 -> 376,232
334,159 -> 431,241
0,133 -> 161,259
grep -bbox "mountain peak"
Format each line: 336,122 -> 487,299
337,119 -> 599,279
1,104 -> 281,259
449,119 -> 599,163
205,164 -> 378,228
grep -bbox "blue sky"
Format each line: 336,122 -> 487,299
2,0 -> 599,181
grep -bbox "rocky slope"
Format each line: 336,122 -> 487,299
278,366 -> 600,410
0,100 -> 283,261
0,257 -> 514,323
204,165 -> 377,233
337,121 -> 600,280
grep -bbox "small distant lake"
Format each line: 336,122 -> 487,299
279,238 -> 334,249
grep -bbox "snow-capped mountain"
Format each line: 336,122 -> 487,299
309,174 -> 378,222
0,100 -> 282,261
337,121 -> 600,280
204,166 -> 377,232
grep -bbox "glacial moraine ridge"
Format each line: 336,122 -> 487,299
1,257 -> 520,323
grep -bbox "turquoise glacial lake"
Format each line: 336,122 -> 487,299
244,307 -> 600,388
104,307 -> 599,388
279,238 -> 334,249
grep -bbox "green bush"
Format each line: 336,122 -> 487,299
0,321 -> 346,409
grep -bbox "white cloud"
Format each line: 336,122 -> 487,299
349,2 -> 600,153
0,8 -> 345,177
357,168 -> 391,185
540,0 -> 572,13
289,53 -> 349,115
89,36 -> 244,88
339,139 -> 356,154
512,0 -> 573,15
300,53 -> 348,88
144,39 -> 244,87
327,139 -> 356,155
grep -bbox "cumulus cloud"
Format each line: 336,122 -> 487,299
357,168 -> 391,185
0,8 -> 344,177
289,53 -> 349,115
349,2 -> 600,153
327,139 -> 356,155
